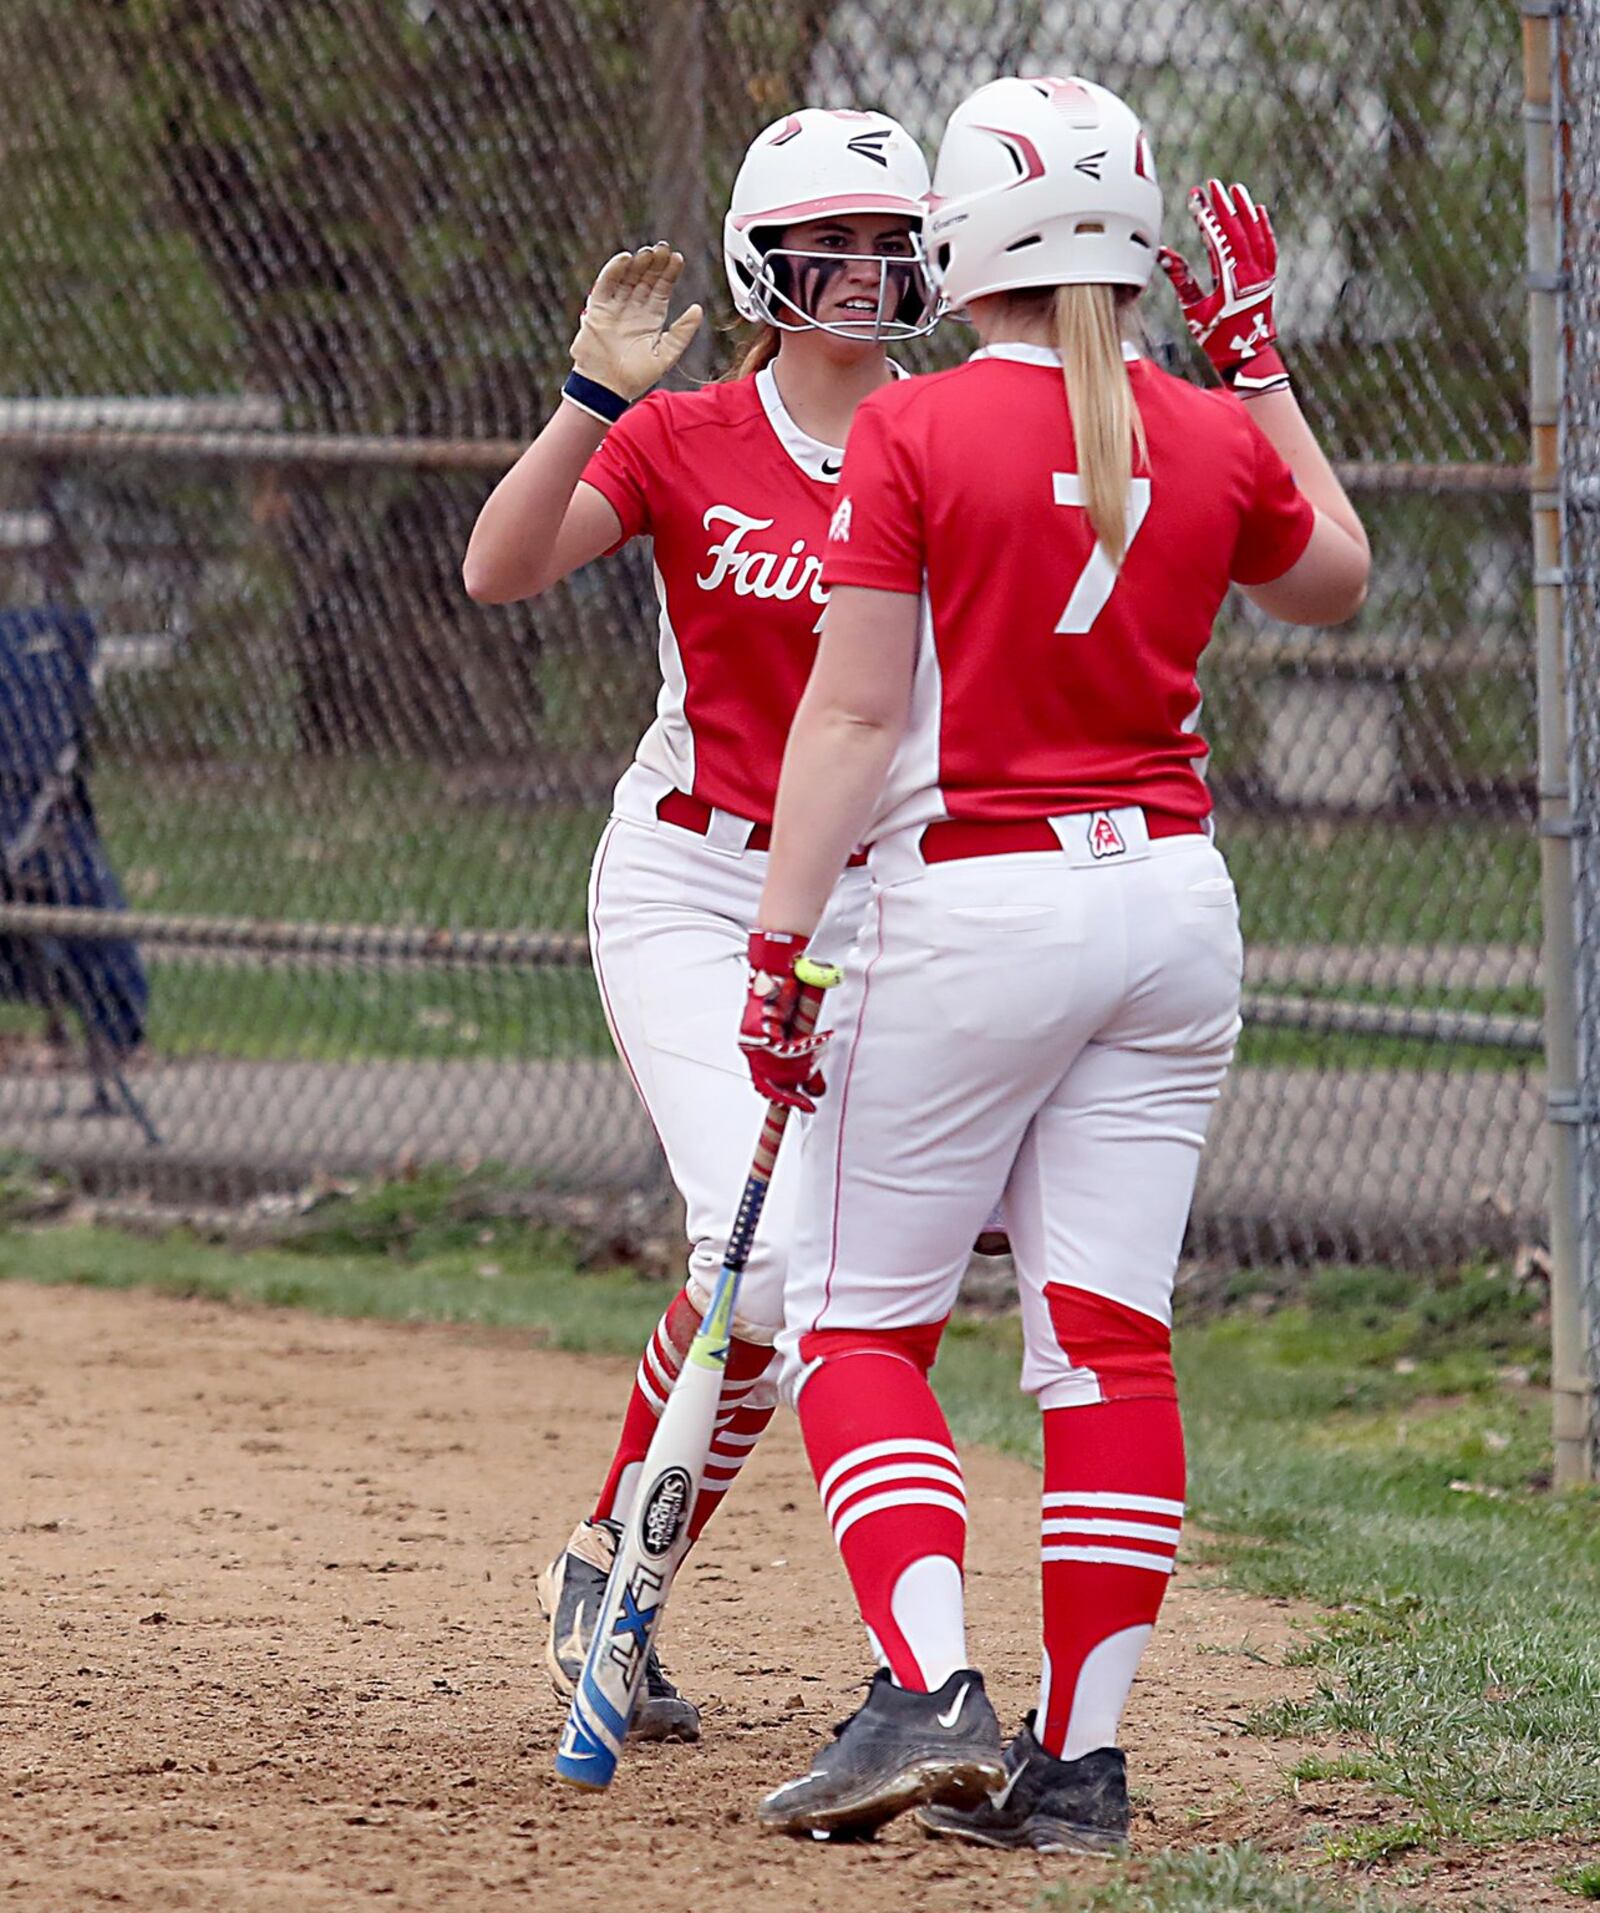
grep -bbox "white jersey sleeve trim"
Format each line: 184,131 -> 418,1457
628,556 -> 697,797
865,582 -> 948,845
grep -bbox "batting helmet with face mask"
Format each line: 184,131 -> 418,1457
724,108 -> 937,341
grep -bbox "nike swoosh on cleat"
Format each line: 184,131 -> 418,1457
935,1680 -> 970,1730
555,1598 -> 589,1674
769,1772 -> 825,1800
987,1763 -> 1024,1810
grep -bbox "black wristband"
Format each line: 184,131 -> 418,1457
562,370 -> 631,425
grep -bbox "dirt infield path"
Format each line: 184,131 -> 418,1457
0,1284 -> 1566,1911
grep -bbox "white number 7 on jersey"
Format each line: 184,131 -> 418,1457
1052,473 -> 1152,634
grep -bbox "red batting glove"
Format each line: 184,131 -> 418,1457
738,929 -> 834,1113
1159,179 -> 1291,396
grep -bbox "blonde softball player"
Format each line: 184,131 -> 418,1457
464,108 -> 937,1741
738,76 -> 1370,1843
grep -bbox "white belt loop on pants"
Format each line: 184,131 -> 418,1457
610,760 -> 758,857
702,805 -> 757,857
870,804 -> 1156,885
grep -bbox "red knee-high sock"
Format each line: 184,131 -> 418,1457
1039,1395 -> 1185,1760
590,1287 -> 775,1534
795,1324 -> 966,1691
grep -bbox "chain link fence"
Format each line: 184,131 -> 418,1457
0,1 -> 1553,1268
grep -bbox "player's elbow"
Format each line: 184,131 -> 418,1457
461,558 -> 499,603
462,554 -> 538,605
1328,571 -> 1369,626
1243,524 -> 1371,628
1301,544 -> 1371,627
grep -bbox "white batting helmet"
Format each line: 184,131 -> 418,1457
724,108 -> 937,339
927,76 -> 1161,313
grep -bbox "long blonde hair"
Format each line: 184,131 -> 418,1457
1050,284 -> 1146,564
728,323 -> 781,379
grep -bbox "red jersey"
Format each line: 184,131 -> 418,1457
820,343 -> 1316,836
582,366 -> 847,824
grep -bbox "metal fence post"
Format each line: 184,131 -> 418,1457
1523,0 -> 1596,1484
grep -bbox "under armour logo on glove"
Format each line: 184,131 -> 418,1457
1159,179 -> 1290,395
1228,311 -> 1272,360
738,929 -> 840,1112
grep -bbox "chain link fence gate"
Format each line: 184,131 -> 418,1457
0,2 -> 1544,1268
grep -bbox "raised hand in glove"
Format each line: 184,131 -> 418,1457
565,242 -> 704,419
738,930 -> 841,1114
1159,180 -> 1290,396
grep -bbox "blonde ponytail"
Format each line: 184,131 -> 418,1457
1055,284 -> 1146,565
728,323 -> 781,380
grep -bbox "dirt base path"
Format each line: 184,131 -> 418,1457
0,1284 -> 1562,1911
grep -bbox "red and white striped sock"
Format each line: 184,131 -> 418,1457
1038,1396 -> 1185,1760
796,1331 -> 967,1691
687,1367 -> 778,1541
590,1286 -> 775,1533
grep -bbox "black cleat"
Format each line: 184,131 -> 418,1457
759,1667 -> 1005,1840
917,1714 -> 1128,1854
536,1518 -> 701,1743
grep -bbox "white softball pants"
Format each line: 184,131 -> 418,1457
778,810 -> 1243,1404
588,786 -> 870,1344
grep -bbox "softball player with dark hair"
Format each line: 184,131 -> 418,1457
464,108 -> 937,1742
738,75 -> 1370,1844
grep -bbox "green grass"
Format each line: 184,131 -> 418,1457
1234,1029 -> 1533,1072
96,763 -> 606,934
1221,813 -> 1537,949
934,1264 -> 1600,1857
89,769 -> 1536,952
3,956 -> 1532,1069
1237,981 -> 1542,1070
1043,1844 -> 1411,1912
153,965 -> 609,1063
1,1178 -> 1593,1880
0,1173 -> 666,1348
40,771 -> 1541,1070
0,959 -> 613,1063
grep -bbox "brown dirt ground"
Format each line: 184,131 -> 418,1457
0,1284 -> 1582,1912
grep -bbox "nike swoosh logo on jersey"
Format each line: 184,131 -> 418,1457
821,458 -> 842,476
935,1680 -> 970,1729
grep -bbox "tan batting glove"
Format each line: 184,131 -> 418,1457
569,243 -> 705,404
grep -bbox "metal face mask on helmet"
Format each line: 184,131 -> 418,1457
724,108 -> 937,341
927,76 -> 1162,316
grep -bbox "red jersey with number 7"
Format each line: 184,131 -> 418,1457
820,342 -> 1316,837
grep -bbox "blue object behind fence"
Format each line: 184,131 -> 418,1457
0,607 -> 149,1054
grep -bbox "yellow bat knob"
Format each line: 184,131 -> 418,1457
793,956 -> 843,990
